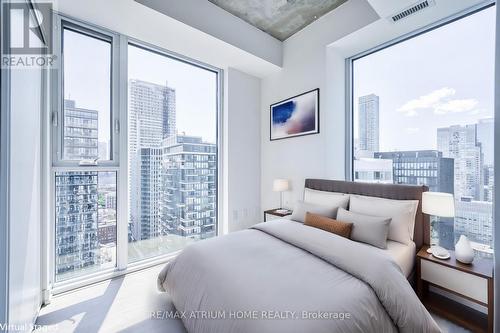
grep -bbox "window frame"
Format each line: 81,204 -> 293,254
345,2 -> 495,181
48,13 -> 223,294
125,39 -> 222,265
51,16 -> 121,168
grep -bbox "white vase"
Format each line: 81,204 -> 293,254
455,235 -> 474,264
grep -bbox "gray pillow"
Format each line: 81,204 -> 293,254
336,208 -> 391,249
289,200 -> 339,223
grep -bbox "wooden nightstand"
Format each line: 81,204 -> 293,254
417,246 -> 494,333
264,208 -> 292,222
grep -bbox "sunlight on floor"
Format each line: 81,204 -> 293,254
35,265 -> 186,333
35,264 -> 470,333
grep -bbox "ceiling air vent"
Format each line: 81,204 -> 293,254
389,0 -> 435,23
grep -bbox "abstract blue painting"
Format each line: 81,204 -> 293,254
270,88 -> 319,140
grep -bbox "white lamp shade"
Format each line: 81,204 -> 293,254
422,192 -> 455,217
273,179 -> 289,192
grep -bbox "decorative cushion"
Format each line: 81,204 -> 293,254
336,208 -> 391,249
304,212 -> 353,239
348,195 -> 418,244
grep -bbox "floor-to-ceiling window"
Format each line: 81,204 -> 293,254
51,17 -> 220,287
54,25 -> 118,282
127,45 -> 218,262
350,5 -> 495,257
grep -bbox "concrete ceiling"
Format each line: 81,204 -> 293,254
207,0 -> 348,41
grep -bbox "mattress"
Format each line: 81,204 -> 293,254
385,240 -> 416,277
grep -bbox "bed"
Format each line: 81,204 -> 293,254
157,179 -> 440,333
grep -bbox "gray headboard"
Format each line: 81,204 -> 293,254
305,179 -> 430,250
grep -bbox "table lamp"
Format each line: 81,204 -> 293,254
273,179 -> 289,210
422,192 -> 455,257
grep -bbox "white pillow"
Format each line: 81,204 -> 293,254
304,188 -> 349,208
348,195 -> 418,245
289,200 -> 340,223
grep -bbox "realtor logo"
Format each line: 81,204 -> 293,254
2,1 -> 52,54
1,1 -> 55,68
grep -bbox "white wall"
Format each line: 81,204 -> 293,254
7,67 -> 43,331
260,0 -> 379,210
225,68 -> 262,231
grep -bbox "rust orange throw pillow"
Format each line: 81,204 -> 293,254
304,212 -> 353,239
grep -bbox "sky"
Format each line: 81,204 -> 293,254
63,31 -> 218,158
128,45 -> 217,143
63,29 -> 112,155
353,6 -> 496,152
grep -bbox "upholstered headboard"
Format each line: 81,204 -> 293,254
304,179 -> 430,250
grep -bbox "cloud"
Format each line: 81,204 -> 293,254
468,108 -> 485,116
398,87 -> 455,116
434,99 -> 479,114
397,87 -> 478,116
405,127 -> 420,134
405,109 -> 418,117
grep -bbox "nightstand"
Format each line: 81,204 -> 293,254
264,208 -> 292,222
417,246 -> 494,333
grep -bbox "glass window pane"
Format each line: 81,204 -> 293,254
62,28 -> 112,161
55,171 -> 117,281
127,45 -> 218,262
352,7 -> 495,258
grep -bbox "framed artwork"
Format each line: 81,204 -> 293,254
270,88 -> 319,141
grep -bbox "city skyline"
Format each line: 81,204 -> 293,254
352,6 -> 495,153
127,77 -> 217,260
57,71 -> 217,277
56,101 -> 118,280
63,34 -> 218,163
354,91 -> 494,253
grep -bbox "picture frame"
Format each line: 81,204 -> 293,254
270,88 -> 319,141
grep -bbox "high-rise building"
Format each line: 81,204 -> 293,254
477,118 -> 494,203
357,94 -> 379,156
163,87 -> 176,139
373,150 -> 454,193
353,158 -> 393,183
437,124 -> 483,200
477,117 -> 494,166
63,99 -> 98,160
455,197 -> 493,248
104,192 -> 117,210
129,80 -> 176,153
98,222 -> 117,245
55,172 -> 99,279
483,165 -> 494,202
373,150 -> 455,248
160,135 -> 217,240
55,100 -> 102,279
137,147 -> 162,240
128,80 -> 176,241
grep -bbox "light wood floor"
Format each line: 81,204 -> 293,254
35,265 -> 186,333
35,264 -> 470,333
